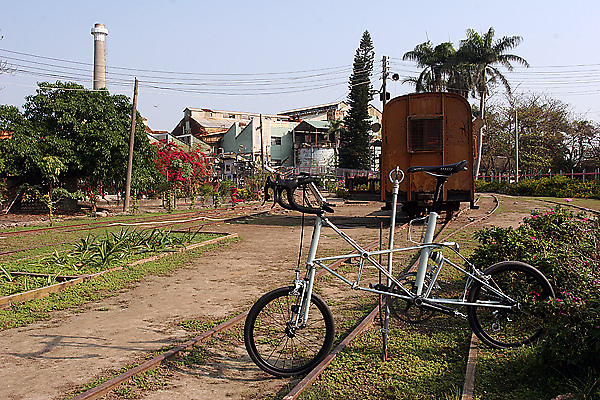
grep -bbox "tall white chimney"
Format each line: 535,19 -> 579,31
91,23 -> 109,90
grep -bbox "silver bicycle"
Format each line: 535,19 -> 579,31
244,160 -> 555,377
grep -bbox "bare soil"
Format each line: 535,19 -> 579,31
0,195 -> 555,400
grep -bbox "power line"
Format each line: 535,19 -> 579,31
0,47 -> 377,78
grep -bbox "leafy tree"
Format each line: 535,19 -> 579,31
339,31 -> 374,170
479,92 -> 600,176
515,94 -> 569,174
457,27 -> 529,177
0,105 -> 37,175
0,81 -> 158,203
562,119 -> 600,171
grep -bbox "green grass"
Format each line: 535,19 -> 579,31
299,317 -> 470,400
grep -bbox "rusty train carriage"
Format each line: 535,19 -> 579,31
381,92 -> 476,216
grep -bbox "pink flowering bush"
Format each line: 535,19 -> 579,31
155,142 -> 211,185
470,206 -> 600,377
154,143 -> 212,210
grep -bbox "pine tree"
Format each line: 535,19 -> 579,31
339,31 -> 374,170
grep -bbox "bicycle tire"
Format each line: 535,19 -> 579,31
467,261 -> 555,348
244,286 -> 335,377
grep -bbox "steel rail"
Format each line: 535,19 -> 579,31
540,198 -> 600,214
70,310 -> 250,400
0,233 -> 239,309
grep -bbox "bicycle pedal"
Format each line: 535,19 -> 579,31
370,283 -> 391,292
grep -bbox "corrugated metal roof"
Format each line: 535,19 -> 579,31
279,101 -> 347,115
294,120 -> 330,131
193,117 -> 236,129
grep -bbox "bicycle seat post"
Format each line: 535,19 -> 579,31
415,178 -> 443,296
430,176 -> 447,214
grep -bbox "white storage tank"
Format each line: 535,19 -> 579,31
298,147 -> 335,168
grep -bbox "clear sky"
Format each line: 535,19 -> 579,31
1,0 -> 599,130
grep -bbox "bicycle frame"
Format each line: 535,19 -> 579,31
290,186 -> 517,329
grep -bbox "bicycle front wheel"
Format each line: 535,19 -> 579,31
467,261 -> 555,349
244,286 -> 335,377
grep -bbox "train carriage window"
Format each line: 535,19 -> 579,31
408,117 -> 443,152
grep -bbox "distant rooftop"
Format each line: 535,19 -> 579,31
279,101 -> 347,116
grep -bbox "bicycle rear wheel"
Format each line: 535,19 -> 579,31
244,286 -> 335,377
467,261 -> 554,348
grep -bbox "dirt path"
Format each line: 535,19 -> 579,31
0,195 -> 552,400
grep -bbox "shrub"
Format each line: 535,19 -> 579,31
474,180 -> 512,194
469,207 -> 600,378
476,176 -> 600,200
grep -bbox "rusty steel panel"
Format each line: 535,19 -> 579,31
381,93 -> 474,207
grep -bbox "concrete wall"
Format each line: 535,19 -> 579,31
219,118 -> 296,166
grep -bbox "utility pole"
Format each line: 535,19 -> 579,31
123,77 -> 138,212
382,55 -> 388,110
259,114 -> 265,168
515,109 -> 519,183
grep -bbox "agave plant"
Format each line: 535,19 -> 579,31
1,264 -> 13,282
89,239 -> 127,268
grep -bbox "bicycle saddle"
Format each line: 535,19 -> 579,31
407,160 -> 468,177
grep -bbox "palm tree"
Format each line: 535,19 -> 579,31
403,41 -> 456,92
457,27 -> 529,177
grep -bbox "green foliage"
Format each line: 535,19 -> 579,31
217,180 -> 235,199
243,169 -> 272,198
0,81 -> 158,196
480,93 -> 599,175
469,207 -> 600,380
236,188 -> 255,201
339,31 -> 374,170
19,183 -> 84,223
196,183 -> 215,205
475,176 -> 600,199
304,322 -> 470,400
402,40 -> 465,94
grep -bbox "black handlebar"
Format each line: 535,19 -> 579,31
264,174 -> 334,215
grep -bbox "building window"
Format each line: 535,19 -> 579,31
408,118 -> 443,152
271,137 -> 282,146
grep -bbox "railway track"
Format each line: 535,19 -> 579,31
0,202 -> 265,237
70,195 -> 499,400
0,203 -> 269,260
